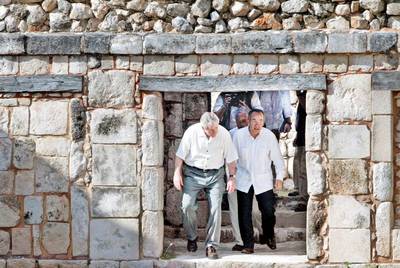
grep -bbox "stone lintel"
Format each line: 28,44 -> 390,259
139,74 -> 326,92
0,75 -> 82,93
144,34 -> 196,54
26,34 -> 81,55
372,71 -> 400,91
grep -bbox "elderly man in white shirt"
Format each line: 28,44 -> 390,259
174,112 -> 238,259
233,109 -> 285,254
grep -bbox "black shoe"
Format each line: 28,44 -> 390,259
232,244 -> 244,251
187,237 -> 197,252
294,203 -> 307,212
266,237 -> 277,250
259,234 -> 267,245
206,246 -> 218,259
241,247 -> 254,254
288,191 -> 299,197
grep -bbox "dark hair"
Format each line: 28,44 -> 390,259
248,108 -> 264,118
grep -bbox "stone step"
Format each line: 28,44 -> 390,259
165,225 -> 306,243
276,210 -> 306,228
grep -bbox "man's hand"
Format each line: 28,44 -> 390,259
283,122 -> 292,133
226,179 -> 236,193
275,180 -> 283,191
173,172 -> 184,191
223,95 -> 232,106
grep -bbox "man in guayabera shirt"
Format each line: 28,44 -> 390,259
233,109 -> 286,254
173,112 -> 238,259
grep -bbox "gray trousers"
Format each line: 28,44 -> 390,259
181,165 -> 225,248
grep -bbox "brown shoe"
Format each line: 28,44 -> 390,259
241,247 -> 254,254
206,246 -> 218,259
232,244 -> 244,251
266,237 -> 277,250
187,237 -> 197,252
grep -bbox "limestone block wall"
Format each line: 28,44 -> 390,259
0,31 -> 399,266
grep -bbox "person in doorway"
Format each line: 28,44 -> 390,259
173,112 -> 238,259
289,91 -> 308,212
233,109 -> 286,254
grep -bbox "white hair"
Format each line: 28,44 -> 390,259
200,112 -> 219,128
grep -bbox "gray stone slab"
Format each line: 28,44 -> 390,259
12,228 -> 31,255
305,115 -> 322,151
144,34 -> 196,54
372,90 -> 392,114
46,195 -> 69,222
328,195 -> 370,229
0,230 -> 9,255
42,222 -> 70,254
0,75 -> 82,93
376,202 -> 393,257
142,211 -> 163,258
329,160 -> 368,195
142,120 -> 164,166
30,100 -> 69,135
0,171 -> 13,194
90,261 -> 120,268
372,115 -> 392,162
90,219 -> 139,260
26,34 -> 81,55
38,260 -> 88,267
293,31 -> 327,53
231,32 -> 293,53
368,32 -> 397,52
13,138 -> 35,169
329,229 -> 371,262
196,34 -> 231,54
327,32 -> 367,53
142,167 -> 164,211
110,34 -> 143,54
70,99 -> 86,142
24,196 -> 43,224
7,258 -> 35,268
373,162 -> 393,202
139,74 -> 326,92
121,260 -> 154,268
35,156 -> 68,193
0,34 -> 25,55
372,71 -> 400,91
82,33 -> 112,54
143,93 -> 163,120
15,171 -> 34,195
0,138 -> 12,171
92,144 -> 137,186
92,186 -> 140,217
0,196 -> 20,227
307,199 -> 324,259
328,125 -> 370,159
306,152 -> 325,195
393,229 -> 400,260
71,186 -> 89,256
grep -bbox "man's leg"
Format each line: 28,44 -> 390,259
228,190 -> 243,248
256,189 -> 276,249
237,186 -> 255,250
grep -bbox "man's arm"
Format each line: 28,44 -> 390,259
270,134 -> 286,190
226,161 -> 237,193
173,156 -> 184,191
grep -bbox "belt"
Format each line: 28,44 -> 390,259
185,164 -> 221,173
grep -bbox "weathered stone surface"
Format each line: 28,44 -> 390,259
372,90 -> 392,115
82,33 -> 111,54
142,211 -> 163,258
299,54 -> 323,73
24,196 -> 43,224
393,229 -> 400,260
360,0 -> 384,14
15,170 -> 34,195
92,144 -> 137,186
258,54 -> 278,74
30,100 -> 68,135
0,75 -> 82,93
165,103 -> 183,137
110,34 -> 142,54
144,34 -> 195,54
90,261 -> 119,268
368,32 -> 397,52
20,56 -> 49,75
35,157 -> 68,193
10,106 -> 29,136
279,54 -> 299,74
12,228 -> 31,255
26,34 -> 80,55
323,55 -> 348,73
372,115 -> 392,162
329,229 -> 371,262
70,141 -> 86,181
88,70 -> 135,108
327,32 -> 367,53
326,16 -> 350,30
165,187 -> 183,226
13,138 -> 35,169
374,53 -> 399,70
349,55 -> 373,72
293,31 -> 327,53
0,107 -> 8,138
7,259 -> 35,268
329,160 -> 368,194
376,202 -> 393,257
373,71 -> 400,91
0,56 -> 18,75
142,120 -> 164,166
191,0 -> 211,17
373,162 -> 393,202
143,167 -> 164,211
281,0 -> 309,13
69,55 -> 87,74
305,114 -> 321,151
36,137 -> 70,157
92,186 -> 140,217
0,230 -> 9,255
32,225 -> 40,256
121,261 -> 154,268
71,186 -> 89,256
329,195 -> 370,228
0,34 -> 24,54
143,93 -> 163,120
196,34 -> 231,54
232,32 -> 292,53
42,222 -> 70,254
307,199 -> 324,259
233,55 -> 256,74
0,138 -> 11,170
38,260 -> 88,268
200,55 -> 231,76
328,125 -> 370,159
90,219 -> 139,260
143,55 -> 174,75
306,152 -> 325,195
306,90 -> 324,114
175,55 -> 198,74
70,3 -> 93,19
90,109 -> 137,144
70,99 -> 86,141
0,260 -> 4,268
0,171 -> 13,194
46,195 -> 69,222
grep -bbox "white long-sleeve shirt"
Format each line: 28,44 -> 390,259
258,91 -> 292,130
233,127 -> 285,195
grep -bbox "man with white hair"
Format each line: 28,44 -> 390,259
173,112 -> 238,259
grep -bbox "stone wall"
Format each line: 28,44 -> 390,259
0,30 -> 399,266
1,0 -> 400,33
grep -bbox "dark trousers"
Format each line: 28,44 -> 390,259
237,187 -> 276,249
